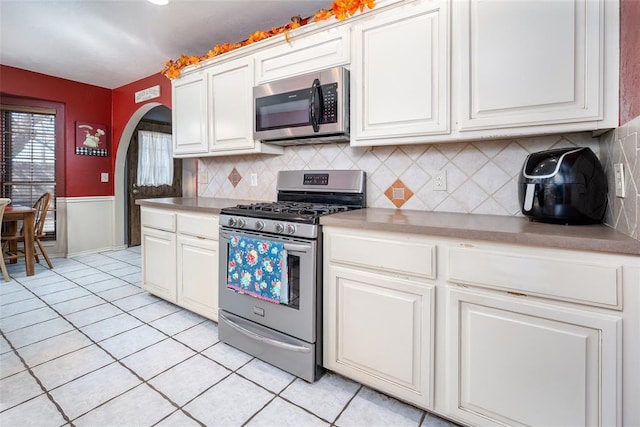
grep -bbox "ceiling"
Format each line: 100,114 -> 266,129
0,0 -> 331,89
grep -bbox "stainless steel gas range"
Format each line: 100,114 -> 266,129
218,170 -> 366,382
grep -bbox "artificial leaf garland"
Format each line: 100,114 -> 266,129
161,0 -> 375,79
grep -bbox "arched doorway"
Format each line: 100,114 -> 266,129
113,103 -> 161,249
126,108 -> 181,246
114,103 -> 198,249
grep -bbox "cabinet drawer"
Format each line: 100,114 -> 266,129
448,247 -> 621,309
327,232 -> 436,280
141,208 -> 176,232
177,213 -> 219,239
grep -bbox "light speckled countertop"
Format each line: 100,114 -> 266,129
136,198 -> 640,256
320,208 -> 640,256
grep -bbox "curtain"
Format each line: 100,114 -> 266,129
137,130 -> 173,186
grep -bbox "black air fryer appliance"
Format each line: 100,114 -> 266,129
518,147 -> 607,224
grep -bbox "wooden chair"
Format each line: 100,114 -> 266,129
2,193 -> 54,269
0,198 -> 12,281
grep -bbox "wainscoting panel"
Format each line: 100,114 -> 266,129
59,196 -> 116,257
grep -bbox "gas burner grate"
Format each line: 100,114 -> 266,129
235,202 -> 350,218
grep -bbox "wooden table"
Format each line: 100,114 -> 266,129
2,206 -> 36,276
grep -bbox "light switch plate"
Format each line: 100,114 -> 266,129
614,163 -> 625,198
100,172 -> 109,183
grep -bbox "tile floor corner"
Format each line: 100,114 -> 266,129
0,249 -> 464,426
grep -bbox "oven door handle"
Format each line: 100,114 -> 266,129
283,243 -> 310,253
219,313 -> 311,353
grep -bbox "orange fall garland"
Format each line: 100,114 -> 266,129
161,0 -> 376,79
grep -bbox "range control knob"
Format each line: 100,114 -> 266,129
237,218 -> 246,228
255,220 -> 265,231
227,217 -> 236,227
274,223 -> 284,233
285,224 -> 296,235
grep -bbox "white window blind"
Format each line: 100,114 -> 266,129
1,105 -> 57,238
136,130 -> 173,187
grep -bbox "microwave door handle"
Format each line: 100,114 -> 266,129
309,78 -> 321,133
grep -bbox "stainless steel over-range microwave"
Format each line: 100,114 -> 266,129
253,66 -> 349,145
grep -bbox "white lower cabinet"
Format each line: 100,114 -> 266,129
177,235 -> 218,321
447,287 -> 621,427
322,225 -> 638,425
141,206 -> 219,321
444,242 -> 634,427
323,227 -> 436,408
141,225 -> 177,302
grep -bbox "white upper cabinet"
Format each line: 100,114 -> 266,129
170,0 -> 619,152
454,0 -> 618,134
254,26 -> 350,84
207,57 -> 281,155
351,0 -> 450,146
351,0 -> 618,146
172,56 -> 282,158
172,71 -> 208,156
208,58 -> 253,152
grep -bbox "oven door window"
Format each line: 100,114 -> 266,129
226,234 -> 301,310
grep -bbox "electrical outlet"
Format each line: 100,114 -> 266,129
431,170 -> 447,191
250,173 -> 258,187
100,172 -> 109,183
198,170 -> 208,184
614,163 -> 626,198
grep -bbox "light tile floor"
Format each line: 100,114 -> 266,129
0,248 -> 463,427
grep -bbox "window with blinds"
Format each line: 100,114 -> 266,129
1,105 -> 57,239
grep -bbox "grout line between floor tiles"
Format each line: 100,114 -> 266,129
6,281 -> 318,427
333,383 -> 364,426
0,327 -> 73,424
240,392 -> 281,426
2,254 -> 226,426
3,249 -> 443,427
277,389 -> 336,425
418,408 -> 427,426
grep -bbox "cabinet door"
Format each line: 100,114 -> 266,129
351,0 -> 449,146
208,58 -> 256,153
177,235 -> 218,321
324,265 -> 435,409
455,0 -> 605,131
447,287 -> 620,427
141,226 -> 177,302
254,27 -> 350,84
172,71 -> 208,156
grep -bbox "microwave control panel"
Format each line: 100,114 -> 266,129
321,83 -> 338,124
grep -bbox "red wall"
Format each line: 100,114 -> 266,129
0,65 -> 112,197
0,65 -> 172,197
111,73 -> 171,176
620,0 -> 640,125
